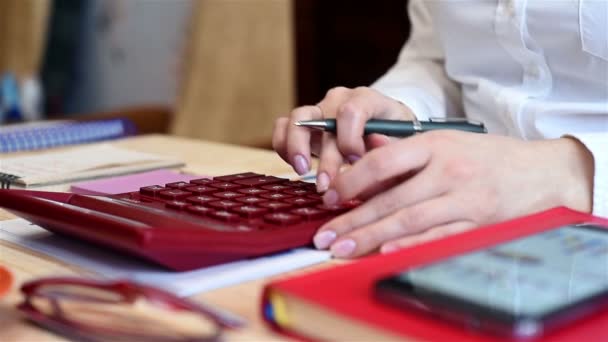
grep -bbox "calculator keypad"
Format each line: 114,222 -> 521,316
134,173 -> 359,231
159,189 -> 192,200
185,186 -> 216,195
166,181 -> 191,189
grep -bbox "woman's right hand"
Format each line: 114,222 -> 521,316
272,86 -> 417,192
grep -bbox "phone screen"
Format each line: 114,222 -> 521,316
382,224 -> 608,336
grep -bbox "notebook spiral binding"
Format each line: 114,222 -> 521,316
0,173 -> 19,189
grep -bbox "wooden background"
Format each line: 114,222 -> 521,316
0,0 -> 410,148
0,0 -> 50,80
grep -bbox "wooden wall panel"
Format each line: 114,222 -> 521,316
172,0 -> 294,147
0,0 -> 51,79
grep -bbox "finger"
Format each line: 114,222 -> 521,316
310,130 -> 323,157
356,170 -> 416,202
286,105 -> 322,175
312,90 -> 346,158
324,135 -> 431,205
316,86 -> 351,118
316,133 -> 345,192
335,88 -> 406,161
364,133 -> 398,151
272,117 -> 290,163
315,168 -> 446,246
327,195 -> 464,258
380,220 -> 477,253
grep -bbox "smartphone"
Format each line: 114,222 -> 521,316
375,223 -> 608,339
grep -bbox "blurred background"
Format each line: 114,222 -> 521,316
0,0 -> 410,149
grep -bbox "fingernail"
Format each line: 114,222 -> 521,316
331,239 -> 357,258
293,154 -> 309,175
323,189 -> 339,206
316,172 -> 330,192
313,230 -> 336,249
347,154 -> 361,164
381,244 -> 399,254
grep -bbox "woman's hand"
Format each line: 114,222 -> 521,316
313,131 -> 594,258
272,86 -> 416,192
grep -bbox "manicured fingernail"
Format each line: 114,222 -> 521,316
323,189 -> 339,206
313,230 -> 336,249
347,154 -> 361,164
293,154 -> 309,175
331,239 -> 357,258
316,172 -> 330,192
381,244 -> 399,254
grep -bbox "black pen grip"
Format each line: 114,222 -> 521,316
362,120 -> 416,137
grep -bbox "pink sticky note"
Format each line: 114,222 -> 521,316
70,170 -> 204,195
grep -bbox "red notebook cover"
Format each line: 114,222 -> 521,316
261,207 -> 608,341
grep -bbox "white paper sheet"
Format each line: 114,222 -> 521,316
0,218 -> 330,297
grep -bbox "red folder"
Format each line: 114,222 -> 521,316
261,207 -> 608,341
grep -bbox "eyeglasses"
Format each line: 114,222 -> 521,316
18,277 -> 243,342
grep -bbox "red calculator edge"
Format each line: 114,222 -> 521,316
0,173 -> 355,271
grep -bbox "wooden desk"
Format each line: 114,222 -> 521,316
0,134 -> 329,341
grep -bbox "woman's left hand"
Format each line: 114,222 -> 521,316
313,130 -> 594,258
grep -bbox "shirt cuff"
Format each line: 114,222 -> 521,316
566,132 -> 608,218
371,86 -> 445,121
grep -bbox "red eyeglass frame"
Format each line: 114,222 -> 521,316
0,264 -> 12,298
18,277 -> 243,342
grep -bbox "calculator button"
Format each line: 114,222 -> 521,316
213,172 -> 262,182
159,189 -> 192,200
213,191 -> 245,199
260,193 -> 293,201
210,210 -> 240,222
307,193 -> 323,201
185,186 -> 217,195
236,196 -> 268,205
166,181 -> 191,189
264,212 -> 302,225
189,178 -> 214,185
166,200 -> 189,210
186,205 -> 213,216
242,219 -> 264,230
139,185 -> 166,197
208,200 -> 241,210
233,176 -> 286,187
237,188 -> 268,196
284,197 -> 320,206
231,205 -> 269,218
186,195 -> 215,205
209,182 -> 242,191
283,188 -> 312,196
261,184 -> 291,192
291,207 -> 328,220
258,201 -> 293,211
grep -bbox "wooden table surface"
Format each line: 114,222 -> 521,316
0,134 -> 334,341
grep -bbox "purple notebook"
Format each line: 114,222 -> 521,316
70,170 -> 202,195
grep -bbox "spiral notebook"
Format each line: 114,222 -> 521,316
0,119 -> 137,153
0,145 -> 184,188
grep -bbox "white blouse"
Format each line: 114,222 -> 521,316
373,0 -> 608,217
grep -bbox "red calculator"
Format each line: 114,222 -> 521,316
0,173 -> 358,271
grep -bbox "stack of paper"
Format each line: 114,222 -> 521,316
0,219 -> 331,297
